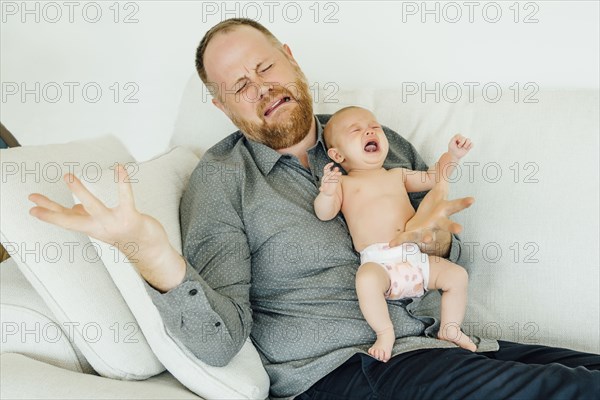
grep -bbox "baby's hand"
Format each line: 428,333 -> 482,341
448,134 -> 473,159
319,162 -> 342,196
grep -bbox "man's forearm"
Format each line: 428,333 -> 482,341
127,240 -> 187,293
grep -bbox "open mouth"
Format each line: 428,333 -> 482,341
264,96 -> 292,117
364,140 -> 379,153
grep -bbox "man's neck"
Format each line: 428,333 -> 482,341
276,116 -> 317,169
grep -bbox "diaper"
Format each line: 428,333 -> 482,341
359,242 -> 430,300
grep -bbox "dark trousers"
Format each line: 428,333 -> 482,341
296,341 -> 600,399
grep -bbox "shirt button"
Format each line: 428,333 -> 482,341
188,289 -> 198,296
215,322 -> 221,327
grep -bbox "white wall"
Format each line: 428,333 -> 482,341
1,1 -> 598,161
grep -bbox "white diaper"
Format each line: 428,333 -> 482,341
359,242 -> 430,300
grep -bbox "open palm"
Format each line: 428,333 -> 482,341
28,164 -> 165,255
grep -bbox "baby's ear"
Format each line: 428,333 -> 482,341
327,148 -> 344,163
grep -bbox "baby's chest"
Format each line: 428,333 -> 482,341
342,176 -> 406,199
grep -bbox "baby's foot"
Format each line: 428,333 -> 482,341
368,327 -> 395,362
438,326 -> 477,352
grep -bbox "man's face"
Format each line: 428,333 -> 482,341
204,26 -> 313,150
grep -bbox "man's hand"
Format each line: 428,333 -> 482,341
448,134 -> 473,160
28,163 -> 185,292
389,183 -> 475,256
29,164 -> 154,249
319,162 -> 342,196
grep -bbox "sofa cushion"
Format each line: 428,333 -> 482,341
0,353 -> 202,400
0,135 -> 164,379
74,146 -> 270,400
0,257 -> 93,374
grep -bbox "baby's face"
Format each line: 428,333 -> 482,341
327,108 -> 389,170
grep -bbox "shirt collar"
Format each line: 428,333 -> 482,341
313,115 -> 327,151
244,115 -> 325,176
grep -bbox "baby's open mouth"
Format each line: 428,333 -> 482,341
264,96 -> 292,117
364,140 -> 379,152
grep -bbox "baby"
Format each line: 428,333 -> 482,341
314,106 -> 476,362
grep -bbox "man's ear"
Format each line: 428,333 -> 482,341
282,44 -> 298,65
282,44 -> 293,57
327,148 -> 345,163
212,97 -> 230,118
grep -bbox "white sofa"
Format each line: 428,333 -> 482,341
1,86 -> 598,399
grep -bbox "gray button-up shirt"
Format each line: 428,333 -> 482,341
144,114 -> 498,399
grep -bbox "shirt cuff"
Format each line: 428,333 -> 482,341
141,258 -> 218,327
141,259 -> 236,365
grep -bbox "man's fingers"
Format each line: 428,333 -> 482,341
72,203 -> 89,216
28,193 -> 66,213
444,196 -> 475,216
436,218 -> 463,234
64,173 -> 108,216
29,206 -> 91,233
116,164 -> 136,211
29,193 -> 90,224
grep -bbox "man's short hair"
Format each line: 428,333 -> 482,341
195,18 -> 282,87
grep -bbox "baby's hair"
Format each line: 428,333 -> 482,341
324,105 -> 365,148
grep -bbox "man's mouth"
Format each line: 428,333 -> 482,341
364,140 -> 379,153
264,96 -> 292,117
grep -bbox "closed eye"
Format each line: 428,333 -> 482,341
261,64 -> 273,73
235,81 -> 248,94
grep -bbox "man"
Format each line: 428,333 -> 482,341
29,18 -> 599,399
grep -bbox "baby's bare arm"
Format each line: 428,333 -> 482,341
402,152 -> 456,192
403,134 -> 473,192
314,162 -> 343,221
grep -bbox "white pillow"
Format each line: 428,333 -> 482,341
170,74 -> 236,157
76,146 -> 270,400
0,135 -> 165,379
0,257 -> 93,374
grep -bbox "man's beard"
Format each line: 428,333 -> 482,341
230,68 -> 314,150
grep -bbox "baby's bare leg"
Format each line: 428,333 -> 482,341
356,262 -> 395,362
428,257 -> 477,351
